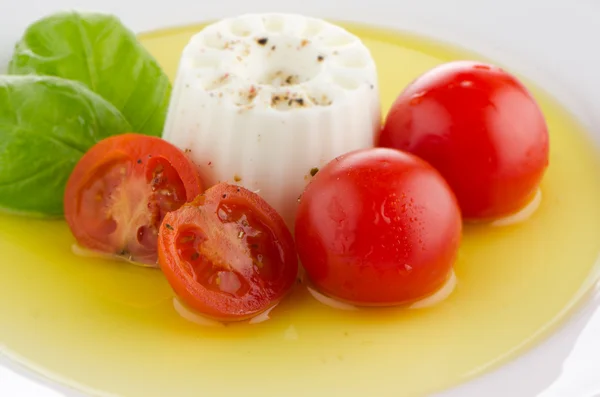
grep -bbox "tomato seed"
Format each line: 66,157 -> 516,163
179,235 -> 195,244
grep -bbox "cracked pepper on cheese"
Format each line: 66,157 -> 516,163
162,13 -> 381,227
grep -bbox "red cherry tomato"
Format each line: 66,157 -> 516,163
64,133 -> 204,265
295,148 -> 461,306
378,61 -> 549,220
157,183 -> 298,321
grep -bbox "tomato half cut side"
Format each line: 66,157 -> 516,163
157,183 -> 298,321
64,133 -> 205,266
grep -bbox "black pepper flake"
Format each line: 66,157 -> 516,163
236,187 -> 240,192
317,55 -> 324,62
310,167 -> 319,177
165,224 -> 174,231
191,252 -> 200,261
370,84 -> 374,89
222,194 -> 227,199
257,37 -> 268,45
136,159 -> 142,164
271,45 -> 276,50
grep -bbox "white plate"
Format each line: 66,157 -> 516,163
1,0 -> 600,396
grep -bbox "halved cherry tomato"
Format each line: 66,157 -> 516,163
157,183 -> 298,321
295,148 -> 462,306
64,133 -> 204,265
378,60 -> 549,221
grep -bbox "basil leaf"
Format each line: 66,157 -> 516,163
0,75 -> 131,217
9,11 -> 170,137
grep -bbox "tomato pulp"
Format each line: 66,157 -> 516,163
64,133 -> 204,265
158,183 -> 298,321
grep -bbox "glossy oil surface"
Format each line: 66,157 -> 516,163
1,22 -> 600,397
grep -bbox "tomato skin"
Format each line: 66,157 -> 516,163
378,61 -> 549,220
64,133 -> 204,265
158,183 -> 298,321
294,148 -> 461,306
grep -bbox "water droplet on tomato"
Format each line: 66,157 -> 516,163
410,92 -> 425,105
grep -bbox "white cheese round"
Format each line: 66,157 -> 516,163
163,13 -> 381,228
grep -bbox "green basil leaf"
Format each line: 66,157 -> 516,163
9,11 -> 171,137
0,75 -> 131,217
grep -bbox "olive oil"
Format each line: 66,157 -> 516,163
1,22 -> 600,397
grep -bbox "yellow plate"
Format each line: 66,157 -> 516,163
1,22 -> 600,397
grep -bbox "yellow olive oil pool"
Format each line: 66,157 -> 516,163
1,22 -> 600,397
